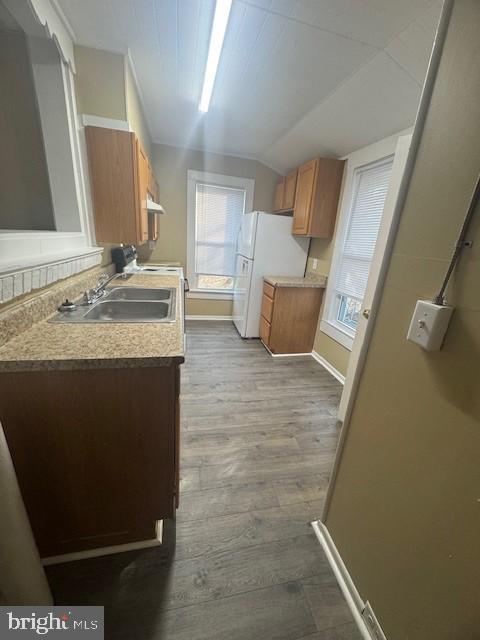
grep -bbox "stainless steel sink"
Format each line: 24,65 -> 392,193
84,300 -> 171,322
104,286 -> 173,301
50,288 -> 176,324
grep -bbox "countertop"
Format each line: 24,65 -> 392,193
0,274 -> 185,372
264,274 -> 327,288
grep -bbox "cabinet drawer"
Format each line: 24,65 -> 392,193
263,281 -> 275,300
261,293 -> 274,323
260,315 -> 271,346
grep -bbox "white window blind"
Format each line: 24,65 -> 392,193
195,183 -> 246,278
331,157 -> 393,333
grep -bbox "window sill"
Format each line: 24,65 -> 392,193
187,289 -> 233,301
320,319 -> 354,351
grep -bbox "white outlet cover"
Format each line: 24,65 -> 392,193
406,300 -> 454,351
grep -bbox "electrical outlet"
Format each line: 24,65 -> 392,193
406,300 -> 454,351
362,601 -> 387,640
312,258 -> 318,270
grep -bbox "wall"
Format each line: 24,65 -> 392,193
138,144 -> 280,316
74,45 -> 126,120
125,61 -> 151,157
0,30 -> 54,231
324,2 -> 480,638
74,45 -> 154,266
305,129 -> 412,377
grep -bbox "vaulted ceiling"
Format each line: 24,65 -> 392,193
57,0 -> 442,172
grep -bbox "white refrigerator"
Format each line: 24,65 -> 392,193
233,211 -> 310,338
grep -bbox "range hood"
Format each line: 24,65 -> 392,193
147,198 -> 165,214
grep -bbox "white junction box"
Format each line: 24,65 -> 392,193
406,300 -> 454,351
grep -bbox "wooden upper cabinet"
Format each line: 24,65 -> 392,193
283,170 -> 297,210
292,160 -> 316,234
136,140 -> 149,243
85,126 -> 156,245
274,180 -> 284,212
273,169 -> 297,213
292,157 -> 344,238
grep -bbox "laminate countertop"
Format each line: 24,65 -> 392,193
264,274 -> 327,288
0,274 -> 185,372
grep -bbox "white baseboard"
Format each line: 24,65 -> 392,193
42,521 -> 163,565
185,315 -> 232,321
311,350 -> 345,385
311,520 -> 372,640
260,340 -> 311,358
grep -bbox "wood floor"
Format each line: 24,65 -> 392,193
46,321 -> 361,640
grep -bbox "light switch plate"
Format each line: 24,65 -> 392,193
406,300 -> 454,351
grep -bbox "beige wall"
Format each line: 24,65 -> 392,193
306,231 -> 348,375
0,31 -> 54,231
137,144 -> 280,316
325,2 -> 480,639
74,46 -> 154,266
125,61 -> 151,157
74,45 -> 126,120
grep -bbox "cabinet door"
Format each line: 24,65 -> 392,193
260,315 -> 271,347
283,170 -> 297,210
274,180 -> 285,212
292,159 -> 317,235
85,127 -> 138,244
136,141 -> 149,243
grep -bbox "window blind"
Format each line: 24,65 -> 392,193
195,183 -> 246,277
334,158 -> 393,301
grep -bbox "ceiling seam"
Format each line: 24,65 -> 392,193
149,138 -> 281,174
383,51 -> 422,87
259,47 -> 381,164
235,0 -> 382,50
259,4 -> 440,163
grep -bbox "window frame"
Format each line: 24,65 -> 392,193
321,153 -> 394,350
186,170 -> 254,300
0,0 -> 101,304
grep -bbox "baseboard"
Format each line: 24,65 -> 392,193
185,315 -> 232,321
311,350 -> 345,385
42,521 -> 163,565
261,340 -> 312,358
311,520 -> 372,640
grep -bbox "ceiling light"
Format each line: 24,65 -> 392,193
198,0 -> 232,113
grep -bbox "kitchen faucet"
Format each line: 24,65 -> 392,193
83,272 -> 119,304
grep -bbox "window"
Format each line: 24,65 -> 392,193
323,156 -> 394,348
0,1 -> 100,304
187,171 -> 254,298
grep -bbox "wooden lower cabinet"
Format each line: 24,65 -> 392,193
260,281 -> 323,354
0,363 -> 182,557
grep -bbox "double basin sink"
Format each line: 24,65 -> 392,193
51,286 -> 176,324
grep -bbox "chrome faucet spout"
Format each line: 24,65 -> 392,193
83,273 -> 118,304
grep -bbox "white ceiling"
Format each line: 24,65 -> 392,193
56,0 -> 442,173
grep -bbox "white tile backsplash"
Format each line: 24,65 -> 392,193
0,252 -> 102,304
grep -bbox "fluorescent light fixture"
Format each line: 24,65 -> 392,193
198,0 -> 232,113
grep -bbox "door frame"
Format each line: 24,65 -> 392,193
337,133 -> 412,422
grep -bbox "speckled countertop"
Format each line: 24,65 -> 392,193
0,274 -> 185,372
264,274 -> 327,288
